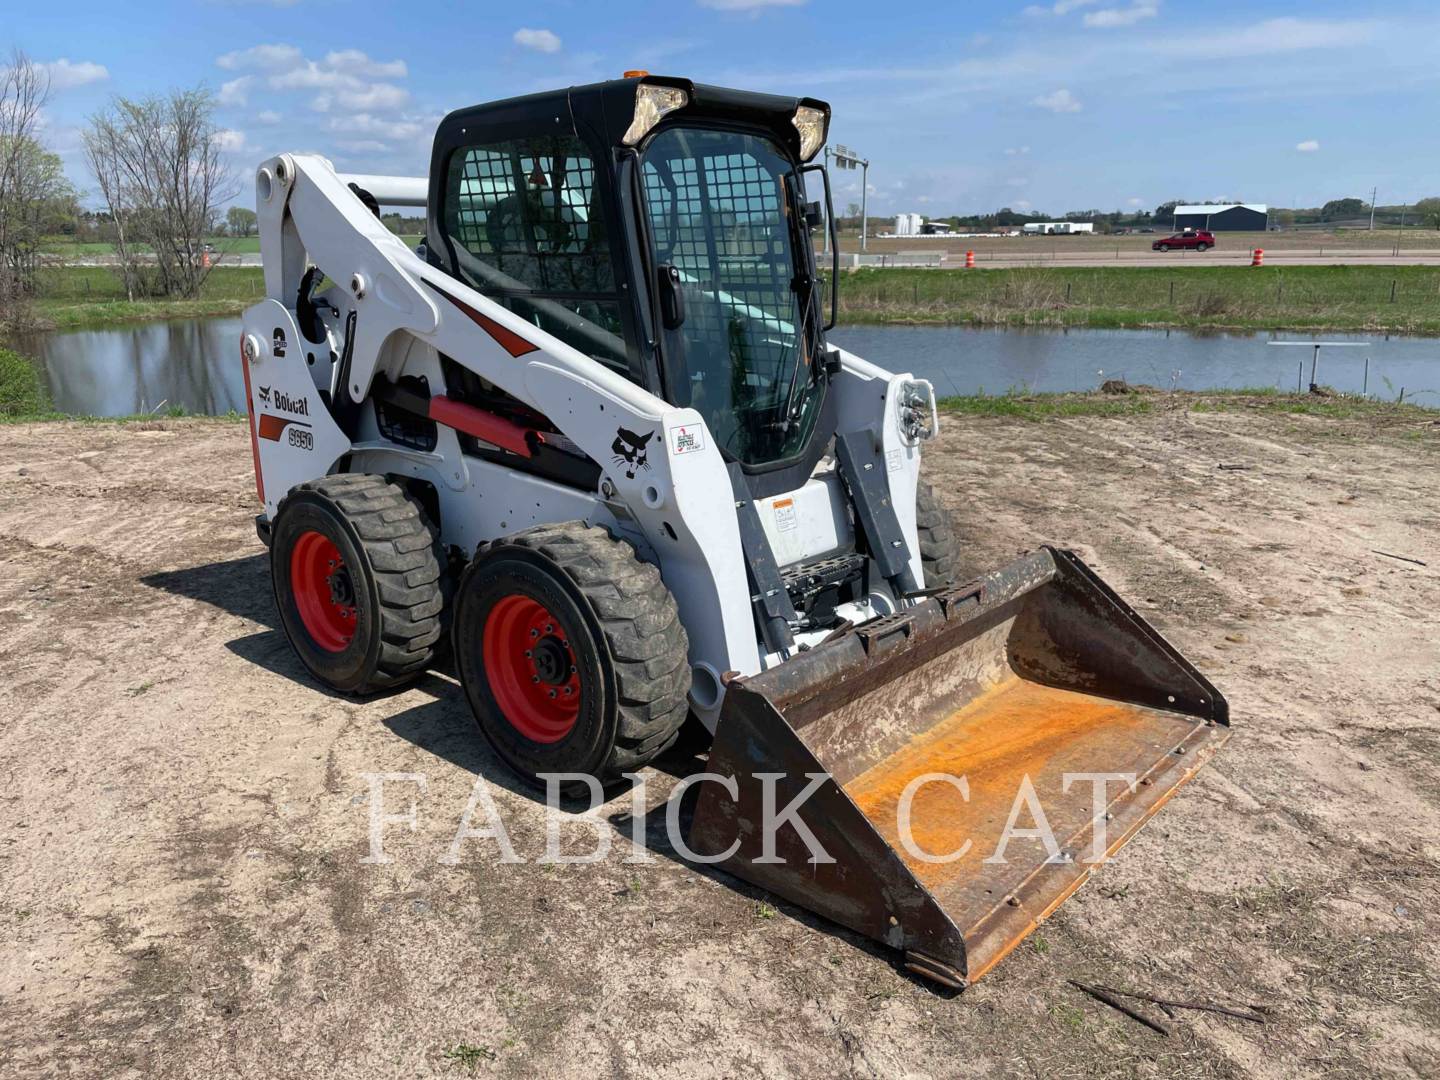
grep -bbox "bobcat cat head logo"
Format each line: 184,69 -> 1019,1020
257,385 -> 272,406
611,427 -> 654,479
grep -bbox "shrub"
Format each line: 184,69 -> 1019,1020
0,347 -> 51,417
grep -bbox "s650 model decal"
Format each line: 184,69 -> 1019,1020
258,413 -> 313,449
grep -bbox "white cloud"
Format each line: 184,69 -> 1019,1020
1033,88 -> 1082,113
513,28 -> 562,53
323,50 -> 407,78
1025,0 -> 1097,16
1083,3 -> 1159,28
1005,145 -> 1031,156
698,0 -> 806,9
330,113 -> 426,141
257,110 -> 282,124
219,76 -> 253,106
1295,139 -> 1320,152
1013,199 -> 1033,210
213,129 -> 247,152
1127,196 -> 1144,206
217,44 -> 303,70
40,58 -> 109,90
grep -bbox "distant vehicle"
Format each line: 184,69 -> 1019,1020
1139,228 -> 1155,233
202,242 -> 217,253
1152,230 -> 1214,252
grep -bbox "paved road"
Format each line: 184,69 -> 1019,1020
826,248 -> 1440,269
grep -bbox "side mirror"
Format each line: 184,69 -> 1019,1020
805,201 -> 824,229
658,263 -> 686,330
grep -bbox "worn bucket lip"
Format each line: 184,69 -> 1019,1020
693,545 -> 1232,989
957,717 -> 1230,983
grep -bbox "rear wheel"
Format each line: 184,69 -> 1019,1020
1158,243 -> 1170,252
271,474 -> 443,693
453,523 -> 690,790
916,480 -> 960,587
1196,242 -> 1209,252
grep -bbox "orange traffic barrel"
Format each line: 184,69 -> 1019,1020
965,250 -> 976,268
1251,248 -> 1264,267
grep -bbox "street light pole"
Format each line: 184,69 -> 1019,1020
830,144 -> 871,257
1370,186 -> 1378,231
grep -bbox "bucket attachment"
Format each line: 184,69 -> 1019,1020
689,547 -> 1229,988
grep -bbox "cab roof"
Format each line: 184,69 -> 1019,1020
434,76 -> 830,163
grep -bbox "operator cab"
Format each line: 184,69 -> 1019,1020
426,76 -> 836,493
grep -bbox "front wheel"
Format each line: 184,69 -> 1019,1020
916,481 -> 960,587
1195,242 -> 1209,252
1158,244 -> 1170,252
452,523 -> 691,790
271,474 -> 444,693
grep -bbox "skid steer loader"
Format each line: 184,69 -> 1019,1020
243,75 -> 1229,988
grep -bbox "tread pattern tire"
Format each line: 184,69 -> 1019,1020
915,480 -> 960,588
274,473 -> 443,693
456,522 -> 691,785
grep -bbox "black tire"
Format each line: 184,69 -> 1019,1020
1158,244 -> 1170,252
916,480 -> 960,588
452,523 -> 690,791
271,474 -> 443,693
1196,242 -> 1209,252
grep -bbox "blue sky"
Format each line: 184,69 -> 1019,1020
7,1 -> 1435,216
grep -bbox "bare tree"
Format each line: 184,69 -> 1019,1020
1,49 -> 76,327
84,87 -> 239,299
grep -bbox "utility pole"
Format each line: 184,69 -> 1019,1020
1370,186 -> 1377,231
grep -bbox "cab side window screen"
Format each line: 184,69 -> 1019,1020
443,134 -> 629,374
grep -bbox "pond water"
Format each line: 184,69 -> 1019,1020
13,316 -> 1440,417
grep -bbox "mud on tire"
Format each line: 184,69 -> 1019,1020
916,480 -> 960,587
271,473 -> 443,693
452,522 -> 691,790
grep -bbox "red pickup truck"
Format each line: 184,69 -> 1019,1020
1152,230 -> 1215,252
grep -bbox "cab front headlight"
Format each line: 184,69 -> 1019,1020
623,84 -> 689,146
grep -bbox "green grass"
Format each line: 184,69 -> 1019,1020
41,234 -> 422,257
839,265 -> 1440,334
31,266 -> 266,330
0,347 -> 51,416
939,387 -> 1439,422
0,405 -> 247,425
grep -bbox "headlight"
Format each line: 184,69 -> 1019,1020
792,105 -> 827,162
623,84 -> 689,146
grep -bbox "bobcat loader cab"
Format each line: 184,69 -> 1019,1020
244,75 -> 1229,989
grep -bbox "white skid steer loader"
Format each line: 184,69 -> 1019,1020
243,75 -> 1229,988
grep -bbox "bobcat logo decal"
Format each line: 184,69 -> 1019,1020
611,427 -> 654,479
257,385 -> 272,407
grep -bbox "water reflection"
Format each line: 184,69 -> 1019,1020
10,316 -> 1439,417
14,317 -> 245,416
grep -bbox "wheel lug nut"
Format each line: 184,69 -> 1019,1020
532,675 -> 539,683
524,650 -> 532,658
548,689 -> 557,698
545,624 -> 554,633
530,628 -> 538,637
564,687 -> 573,696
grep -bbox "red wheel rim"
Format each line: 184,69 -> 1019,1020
290,530 -> 357,652
482,595 -> 582,743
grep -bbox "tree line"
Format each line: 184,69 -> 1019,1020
1,47 -> 240,329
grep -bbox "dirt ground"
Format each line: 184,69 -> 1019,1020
2,400 -> 1438,1079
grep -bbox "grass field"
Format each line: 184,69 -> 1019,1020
41,235 -> 423,258
28,266 -> 266,330
20,263 -> 1440,336
838,264 -> 1440,333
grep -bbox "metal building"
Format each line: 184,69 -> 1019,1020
1173,203 -> 1268,231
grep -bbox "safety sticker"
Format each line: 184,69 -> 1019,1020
886,448 -> 903,473
773,498 -> 797,532
668,424 -> 705,455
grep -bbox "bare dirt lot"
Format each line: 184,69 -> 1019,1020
2,401 -> 1439,1078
